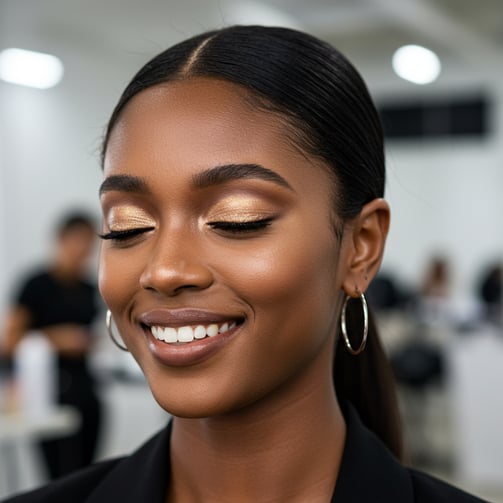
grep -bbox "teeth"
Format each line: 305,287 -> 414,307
207,324 -> 219,337
178,326 -> 194,343
150,322 -> 237,344
194,325 -> 206,339
164,327 -> 177,343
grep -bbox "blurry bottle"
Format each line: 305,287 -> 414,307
14,332 -> 56,419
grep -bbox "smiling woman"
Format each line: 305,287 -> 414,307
3,25 -> 487,503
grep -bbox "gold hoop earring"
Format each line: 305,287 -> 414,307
106,310 -> 129,352
340,293 -> 368,356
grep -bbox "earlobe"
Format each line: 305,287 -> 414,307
342,198 -> 390,296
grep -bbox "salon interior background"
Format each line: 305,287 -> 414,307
0,0 -> 502,318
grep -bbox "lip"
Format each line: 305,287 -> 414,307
139,309 -> 244,367
140,309 -> 241,327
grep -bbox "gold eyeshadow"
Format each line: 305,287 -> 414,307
208,195 -> 272,221
106,206 -> 156,231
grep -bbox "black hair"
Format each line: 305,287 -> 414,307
101,25 -> 402,459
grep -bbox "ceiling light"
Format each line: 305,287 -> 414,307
0,48 -> 64,89
392,44 -> 441,85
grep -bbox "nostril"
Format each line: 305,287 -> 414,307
173,284 -> 202,294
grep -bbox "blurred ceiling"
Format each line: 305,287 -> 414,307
1,0 -> 502,92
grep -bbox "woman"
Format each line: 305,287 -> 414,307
2,213 -> 102,481
4,25 -> 487,502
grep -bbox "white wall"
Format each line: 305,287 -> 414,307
371,74 -> 503,302
384,133 -> 503,298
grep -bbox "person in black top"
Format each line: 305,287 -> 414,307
478,263 -> 502,325
2,212 -> 102,480
2,26 -> 489,502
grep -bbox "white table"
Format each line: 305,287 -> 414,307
0,406 -> 79,498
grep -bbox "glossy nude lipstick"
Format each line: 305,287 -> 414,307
139,309 -> 244,367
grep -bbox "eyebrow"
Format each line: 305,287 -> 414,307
192,164 -> 293,191
99,175 -> 150,196
99,163 -> 293,197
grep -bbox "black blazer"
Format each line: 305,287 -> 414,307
3,405 -> 489,502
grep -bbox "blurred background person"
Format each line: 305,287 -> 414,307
414,255 -> 455,327
421,255 -> 450,298
1,211 -> 102,480
476,262 -> 502,327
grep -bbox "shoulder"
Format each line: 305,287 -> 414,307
16,271 -> 52,294
14,271 -> 51,304
81,277 -> 98,293
2,458 -> 122,503
409,469 -> 490,502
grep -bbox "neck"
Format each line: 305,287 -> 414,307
167,364 -> 345,503
51,261 -> 81,282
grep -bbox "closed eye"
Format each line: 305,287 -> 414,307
207,218 -> 273,234
98,227 -> 155,241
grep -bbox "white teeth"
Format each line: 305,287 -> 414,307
178,326 -> 194,342
164,327 -> 177,343
207,324 -> 219,337
194,325 -> 206,339
150,321 -> 237,344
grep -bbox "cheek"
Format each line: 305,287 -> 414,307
98,247 -> 142,312
228,233 -> 339,311
219,230 -> 342,381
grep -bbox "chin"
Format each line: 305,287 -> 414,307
150,392 -> 231,419
145,375 -> 226,418
147,375 -> 265,420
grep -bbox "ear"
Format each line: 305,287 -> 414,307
341,198 -> 390,297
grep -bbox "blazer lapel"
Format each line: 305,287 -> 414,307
87,422 -> 172,503
331,404 -> 414,502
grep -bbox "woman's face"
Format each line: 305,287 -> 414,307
99,78 -> 353,417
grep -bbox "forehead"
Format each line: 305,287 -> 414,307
104,77 -> 333,200
107,78 -> 296,161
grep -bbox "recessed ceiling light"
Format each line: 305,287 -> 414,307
392,44 -> 441,85
0,48 -> 64,89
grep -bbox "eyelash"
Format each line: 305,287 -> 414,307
207,217 -> 273,233
98,227 -> 154,241
98,218 -> 273,242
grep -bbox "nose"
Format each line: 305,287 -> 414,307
139,228 -> 213,297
